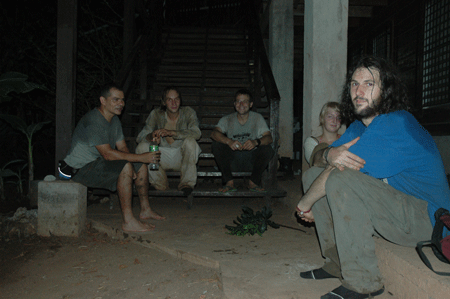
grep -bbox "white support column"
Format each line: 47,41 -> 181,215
268,0 -> 294,159
303,0 -> 348,171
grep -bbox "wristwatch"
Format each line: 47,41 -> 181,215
256,139 -> 261,146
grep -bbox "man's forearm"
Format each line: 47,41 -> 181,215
311,148 -> 329,167
259,134 -> 273,146
211,130 -> 232,145
298,165 -> 334,208
174,127 -> 201,140
102,149 -> 145,163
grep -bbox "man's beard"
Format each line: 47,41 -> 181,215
353,97 -> 379,120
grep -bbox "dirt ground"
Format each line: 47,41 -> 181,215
0,224 -> 224,299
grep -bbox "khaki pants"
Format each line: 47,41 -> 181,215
136,137 -> 201,190
302,167 -> 432,293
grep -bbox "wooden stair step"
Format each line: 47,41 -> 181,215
152,83 -> 249,90
154,78 -> 249,85
158,65 -> 249,71
156,72 -> 248,79
164,45 -> 247,52
161,58 -> 248,64
146,188 -> 287,198
150,88 -> 242,97
162,52 -> 248,60
164,26 -> 247,35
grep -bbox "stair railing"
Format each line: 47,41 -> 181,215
116,0 -> 163,97
246,0 -> 281,188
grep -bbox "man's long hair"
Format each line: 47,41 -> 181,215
340,56 -> 411,124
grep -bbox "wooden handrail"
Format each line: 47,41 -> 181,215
116,35 -> 147,90
247,0 -> 281,104
116,0 -> 163,96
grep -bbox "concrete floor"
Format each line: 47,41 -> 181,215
87,176 -> 450,299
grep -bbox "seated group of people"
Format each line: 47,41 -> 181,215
60,86 -> 274,233
60,55 -> 450,298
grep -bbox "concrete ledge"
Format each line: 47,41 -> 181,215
89,219 -> 221,270
37,181 -> 87,237
375,237 -> 450,298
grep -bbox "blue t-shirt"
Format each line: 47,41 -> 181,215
332,110 -> 450,234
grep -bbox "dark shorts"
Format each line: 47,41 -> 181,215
71,158 -> 143,191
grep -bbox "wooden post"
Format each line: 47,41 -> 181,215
140,45 -> 148,101
55,0 -> 77,174
123,0 -> 135,93
262,99 -> 280,189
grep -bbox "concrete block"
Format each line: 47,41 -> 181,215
37,180 -> 87,237
375,238 -> 450,298
29,180 -> 40,208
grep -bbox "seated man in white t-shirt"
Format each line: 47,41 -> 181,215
210,89 -> 274,193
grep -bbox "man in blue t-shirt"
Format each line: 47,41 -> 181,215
296,56 -> 450,299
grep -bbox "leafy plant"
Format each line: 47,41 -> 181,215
6,162 -> 28,196
0,72 -> 46,103
0,160 -> 25,201
225,206 -> 280,236
0,114 -> 50,186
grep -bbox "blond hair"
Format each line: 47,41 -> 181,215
319,102 -> 340,126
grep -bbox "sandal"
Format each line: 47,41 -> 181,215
248,185 -> 267,193
219,185 -> 237,193
321,285 -> 384,299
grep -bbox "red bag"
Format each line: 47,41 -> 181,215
416,208 -> 450,276
440,213 -> 450,261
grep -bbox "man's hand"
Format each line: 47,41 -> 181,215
327,137 -> 365,171
153,129 -> 175,138
146,132 -> 160,144
296,209 -> 315,223
228,140 -> 243,151
140,151 -> 161,164
241,139 -> 257,151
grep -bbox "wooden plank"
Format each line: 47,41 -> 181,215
146,189 -> 287,198
158,65 -> 249,72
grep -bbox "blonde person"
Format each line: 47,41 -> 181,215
304,102 -> 341,167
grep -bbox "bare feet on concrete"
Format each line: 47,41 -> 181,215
140,209 -> 166,221
122,218 -> 155,232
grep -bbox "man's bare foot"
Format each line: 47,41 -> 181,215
140,209 -> 166,221
248,180 -> 258,189
219,180 -> 236,192
122,218 -> 155,232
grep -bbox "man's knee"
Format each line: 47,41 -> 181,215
211,140 -> 225,152
120,162 -> 134,175
252,145 -> 274,166
135,141 -> 150,154
325,168 -> 359,191
302,166 -> 324,190
181,137 -> 198,152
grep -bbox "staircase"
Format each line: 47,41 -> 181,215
121,26 -> 286,207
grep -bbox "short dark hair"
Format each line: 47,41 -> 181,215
340,56 -> 410,125
99,83 -> 122,99
235,89 -> 253,102
161,86 -> 182,110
